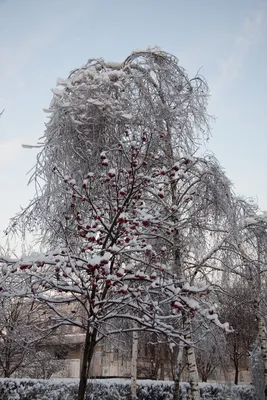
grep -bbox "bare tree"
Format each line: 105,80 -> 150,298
218,283 -> 257,385
216,200 -> 267,396
23,350 -> 59,379
0,297 -> 52,378
194,324 -> 229,382
136,332 -> 172,380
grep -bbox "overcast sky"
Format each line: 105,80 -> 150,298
0,0 -> 266,244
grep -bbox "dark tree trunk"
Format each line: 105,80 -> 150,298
159,345 -> 165,380
4,362 -> 10,378
173,378 -> 181,400
78,327 -> 97,400
234,362 -> 239,385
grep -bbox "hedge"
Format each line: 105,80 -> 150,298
0,378 -> 255,400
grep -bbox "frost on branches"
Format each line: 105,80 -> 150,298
10,48 -> 215,248
1,49 -> 236,400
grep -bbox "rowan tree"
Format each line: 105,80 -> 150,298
1,134 -> 231,399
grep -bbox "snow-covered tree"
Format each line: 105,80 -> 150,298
8,48 -> 212,248
2,49 -> 236,400
217,201 -> 267,395
1,140 -> 231,399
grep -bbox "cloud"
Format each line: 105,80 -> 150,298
213,8 -> 265,96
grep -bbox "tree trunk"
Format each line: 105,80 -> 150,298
160,360 -> 165,380
159,344 -> 165,380
131,322 -> 138,400
234,361 -> 239,385
257,311 -> 267,399
4,370 -> 10,378
4,360 -> 10,378
185,345 -> 200,400
78,327 -> 97,400
173,378 -> 181,400
169,144 -> 200,399
173,342 -> 184,400
185,318 -> 200,400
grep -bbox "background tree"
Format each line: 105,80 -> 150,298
218,283 -> 257,385
194,324 -> 229,382
23,350 -> 60,380
0,297 -> 52,378
136,332 -> 172,380
214,200 -> 267,393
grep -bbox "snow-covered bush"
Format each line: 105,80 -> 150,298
0,379 -> 255,400
0,379 -> 77,400
199,383 -> 255,400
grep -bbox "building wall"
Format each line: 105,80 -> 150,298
47,332 -> 253,384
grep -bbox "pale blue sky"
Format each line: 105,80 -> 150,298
0,0 -> 266,237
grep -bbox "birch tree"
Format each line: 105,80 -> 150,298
251,339 -> 265,400
239,216 -> 267,398
218,201 -> 267,395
